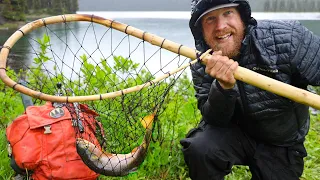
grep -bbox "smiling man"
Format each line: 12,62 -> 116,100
201,3 -> 244,59
180,0 -> 320,179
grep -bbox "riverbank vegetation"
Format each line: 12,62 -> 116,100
263,0 -> 320,12
1,72 -> 320,180
0,0 -> 78,29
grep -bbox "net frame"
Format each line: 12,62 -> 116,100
0,14 -> 209,103
1,14 -> 203,177
0,14 -> 319,109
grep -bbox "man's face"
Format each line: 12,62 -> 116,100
201,7 -> 245,59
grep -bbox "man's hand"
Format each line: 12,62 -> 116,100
205,51 -> 239,89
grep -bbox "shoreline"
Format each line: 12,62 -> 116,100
0,14 -> 52,30
0,21 -> 25,30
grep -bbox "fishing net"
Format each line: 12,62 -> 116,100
3,14 -> 317,178
1,15 -> 201,176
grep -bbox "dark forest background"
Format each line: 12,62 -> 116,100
0,0 -> 78,22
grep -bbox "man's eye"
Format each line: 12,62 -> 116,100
205,16 -> 215,24
224,11 -> 232,15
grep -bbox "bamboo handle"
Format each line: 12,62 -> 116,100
234,66 -> 320,110
200,54 -> 320,110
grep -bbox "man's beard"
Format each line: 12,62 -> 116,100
204,28 -> 244,59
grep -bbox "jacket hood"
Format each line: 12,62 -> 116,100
190,0 -> 255,52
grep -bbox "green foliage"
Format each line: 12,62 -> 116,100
34,34 -> 51,64
0,0 -> 79,22
0,129 -> 15,179
2,0 -> 13,15
2,0 -> 26,21
0,69 -> 24,179
263,0 -> 320,12
0,68 -> 25,128
27,0 -> 79,15
313,86 -> 320,95
302,114 -> 320,180
2,0 -> 25,21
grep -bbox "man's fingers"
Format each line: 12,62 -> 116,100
205,53 -> 238,87
213,50 -> 222,55
216,59 -> 235,80
223,61 -> 238,84
209,61 -> 224,77
227,61 -> 239,74
203,51 -> 238,89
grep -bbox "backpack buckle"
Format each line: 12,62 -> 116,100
44,125 -> 52,134
7,143 -> 12,157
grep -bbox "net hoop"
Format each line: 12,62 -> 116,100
0,14 -> 204,103
1,14 -> 320,109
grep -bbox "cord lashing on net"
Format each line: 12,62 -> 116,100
5,19 -> 192,176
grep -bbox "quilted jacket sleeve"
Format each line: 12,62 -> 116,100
290,21 -> 320,86
191,62 -> 238,126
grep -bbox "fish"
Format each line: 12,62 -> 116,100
76,110 -> 156,176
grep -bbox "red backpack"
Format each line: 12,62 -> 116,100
6,102 -> 101,179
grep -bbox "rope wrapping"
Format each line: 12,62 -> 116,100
1,14 -> 196,176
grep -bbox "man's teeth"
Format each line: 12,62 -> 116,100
217,34 -> 231,39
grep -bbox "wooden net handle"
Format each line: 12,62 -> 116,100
234,67 -> 320,110
0,14 -> 320,109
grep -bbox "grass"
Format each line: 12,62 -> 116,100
0,77 -> 319,179
0,103 -> 319,179
302,114 -> 320,180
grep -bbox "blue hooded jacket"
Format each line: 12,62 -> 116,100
190,0 -> 320,145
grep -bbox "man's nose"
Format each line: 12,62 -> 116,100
215,18 -> 227,31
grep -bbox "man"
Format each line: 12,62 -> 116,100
180,0 -> 320,179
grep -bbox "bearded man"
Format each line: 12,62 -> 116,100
180,0 -> 320,179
